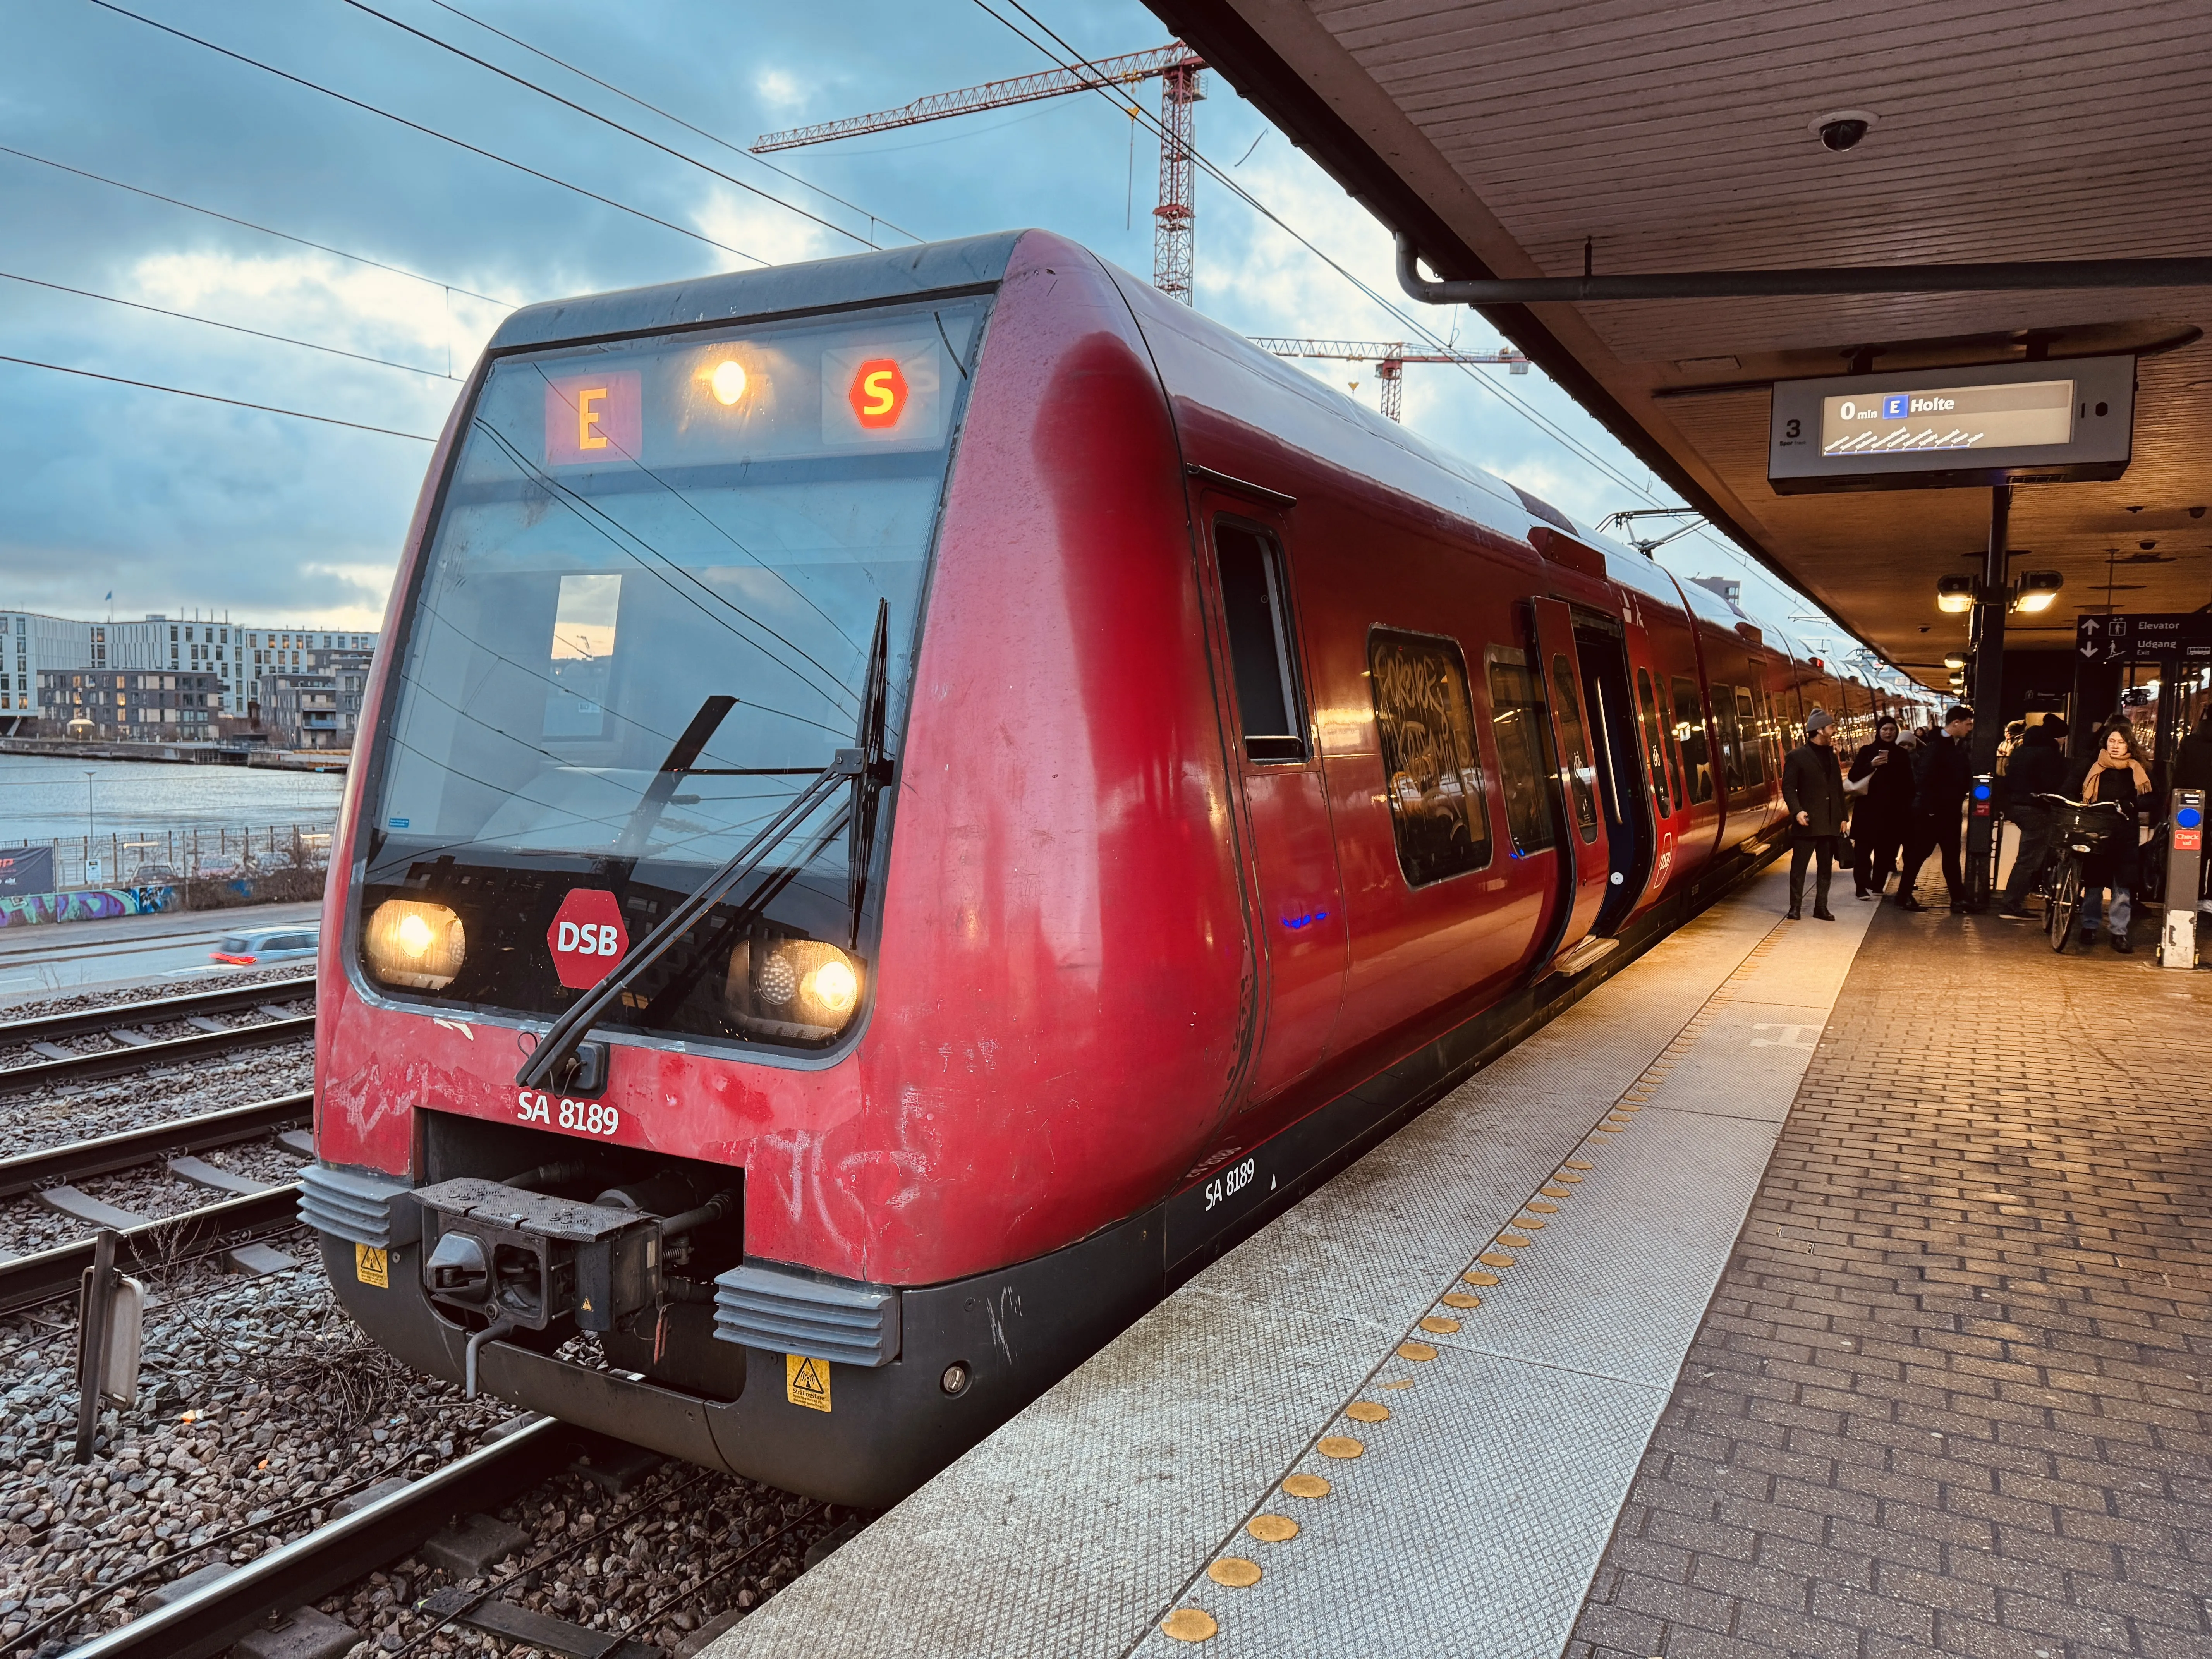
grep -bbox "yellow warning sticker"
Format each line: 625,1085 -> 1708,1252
354,1243 -> 389,1289
785,1353 -> 831,1413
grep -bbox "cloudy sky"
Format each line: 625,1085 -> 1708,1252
0,0 -> 1846,645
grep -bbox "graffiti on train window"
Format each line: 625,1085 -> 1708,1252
1368,629 -> 1493,885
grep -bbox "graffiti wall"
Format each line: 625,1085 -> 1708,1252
0,886 -> 179,928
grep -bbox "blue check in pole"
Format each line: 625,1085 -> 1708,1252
2162,791 -> 2206,969
1965,773 -> 1997,911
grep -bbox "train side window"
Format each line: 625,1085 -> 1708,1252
1213,521 -> 1307,763
1483,647 -> 1556,856
1736,687 -> 1766,786
1710,682 -> 1743,793
1635,668 -> 1673,819
1368,629 -> 1492,885
1671,675 -> 1713,804
1547,652 -> 1601,844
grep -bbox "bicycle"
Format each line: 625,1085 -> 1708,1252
2034,792 -> 2131,953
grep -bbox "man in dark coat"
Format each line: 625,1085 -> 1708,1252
1897,704 -> 1975,913
1782,709 -> 1847,920
1995,716 -> 2068,918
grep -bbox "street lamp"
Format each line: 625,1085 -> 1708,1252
1936,576 -> 1977,613
2013,571 -> 2065,613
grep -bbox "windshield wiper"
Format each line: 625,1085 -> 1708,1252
516,603 -> 897,1091
846,598 -> 893,948
611,694 -> 737,862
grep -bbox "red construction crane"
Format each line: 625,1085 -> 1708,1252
753,43 -> 1206,304
1251,337 -> 1530,422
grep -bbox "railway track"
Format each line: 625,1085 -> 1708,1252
0,1091 -> 315,1316
0,975 -> 315,1094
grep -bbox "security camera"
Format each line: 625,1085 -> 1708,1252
1808,110 -> 1878,152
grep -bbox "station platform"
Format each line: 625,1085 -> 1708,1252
708,868 -> 2212,1659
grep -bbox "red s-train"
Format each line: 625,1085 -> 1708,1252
306,230 -> 1915,1506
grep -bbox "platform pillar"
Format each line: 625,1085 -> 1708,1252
1965,485 -> 2010,907
2163,788 -> 2205,968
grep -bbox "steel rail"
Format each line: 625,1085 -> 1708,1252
0,1185 -> 301,1316
0,1092 -> 312,1200
0,1015 -> 314,1095
0,974 -> 314,1045
61,1417 -> 584,1659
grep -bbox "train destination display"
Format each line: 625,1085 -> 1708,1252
1769,354 -> 2134,492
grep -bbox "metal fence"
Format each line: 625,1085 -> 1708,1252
47,823 -> 335,892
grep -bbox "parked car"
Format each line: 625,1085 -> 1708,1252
210,926 -> 320,967
128,864 -> 181,886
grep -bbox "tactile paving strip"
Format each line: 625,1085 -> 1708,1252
715,871 -> 1877,1659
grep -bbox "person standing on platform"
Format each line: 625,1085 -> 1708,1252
1783,710 -> 1847,921
2075,721 -> 2152,954
1846,715 -> 1911,899
1995,716 -> 2069,919
1896,705 -> 1975,914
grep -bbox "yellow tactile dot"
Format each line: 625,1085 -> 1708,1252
1442,1291 -> 1481,1309
1554,1173 -> 1584,1184
1162,1608 -> 1218,1642
1594,1126 -> 1621,1134
1528,1201 -> 1560,1213
1380,1379 -> 1413,1391
1419,1315 -> 1460,1335
1513,1216 -> 1545,1230
1463,1269 -> 1501,1286
1209,1558 -> 1262,1587
1283,1473 -> 1333,1497
1346,1400 -> 1391,1422
1615,1103 -> 1642,1113
1247,1514 -> 1300,1542
1539,1187 -> 1570,1199
1396,1341 -> 1438,1362
1479,1252 -> 1516,1268
1565,1160 -> 1593,1170
1498,1232 -> 1531,1247
1319,1435 -> 1365,1459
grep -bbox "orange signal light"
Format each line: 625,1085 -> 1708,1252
848,358 -> 907,429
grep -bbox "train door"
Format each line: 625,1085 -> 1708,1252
1525,598 -> 1612,963
1203,507 -> 1349,1109
1573,614 -> 1655,934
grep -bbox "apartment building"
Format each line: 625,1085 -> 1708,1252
0,609 -> 377,732
35,668 -> 223,739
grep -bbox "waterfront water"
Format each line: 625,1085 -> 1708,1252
0,754 -> 347,843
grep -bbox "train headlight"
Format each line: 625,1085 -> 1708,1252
365,900 -> 467,991
726,937 -> 863,1041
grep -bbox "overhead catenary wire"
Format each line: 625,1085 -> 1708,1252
0,268 -> 458,380
0,142 -> 521,309
421,0 -> 926,245
331,0 -> 882,251
80,0 -> 771,268
0,353 -> 437,441
970,0 -> 1789,604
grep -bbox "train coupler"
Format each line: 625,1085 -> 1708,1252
415,1178 -> 663,1337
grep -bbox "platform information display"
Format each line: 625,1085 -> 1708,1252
1769,355 -> 2134,493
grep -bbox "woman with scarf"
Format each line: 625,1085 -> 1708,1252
1846,715 -> 1913,900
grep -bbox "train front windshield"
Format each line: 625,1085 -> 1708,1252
357,298 -> 986,1045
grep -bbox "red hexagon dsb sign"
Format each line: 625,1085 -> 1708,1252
547,889 -> 628,990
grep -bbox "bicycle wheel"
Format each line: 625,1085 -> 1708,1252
2049,857 -> 2082,953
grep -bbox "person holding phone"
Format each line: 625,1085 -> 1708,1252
1846,715 -> 1911,899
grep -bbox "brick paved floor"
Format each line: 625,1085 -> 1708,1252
1567,901 -> 2212,1659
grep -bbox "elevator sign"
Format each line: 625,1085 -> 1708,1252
1768,354 -> 2135,493
547,888 -> 629,989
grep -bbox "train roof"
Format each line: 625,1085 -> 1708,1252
486,231 -> 1027,355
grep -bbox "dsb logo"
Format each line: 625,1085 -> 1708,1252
546,889 -> 629,990
557,921 -> 620,955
